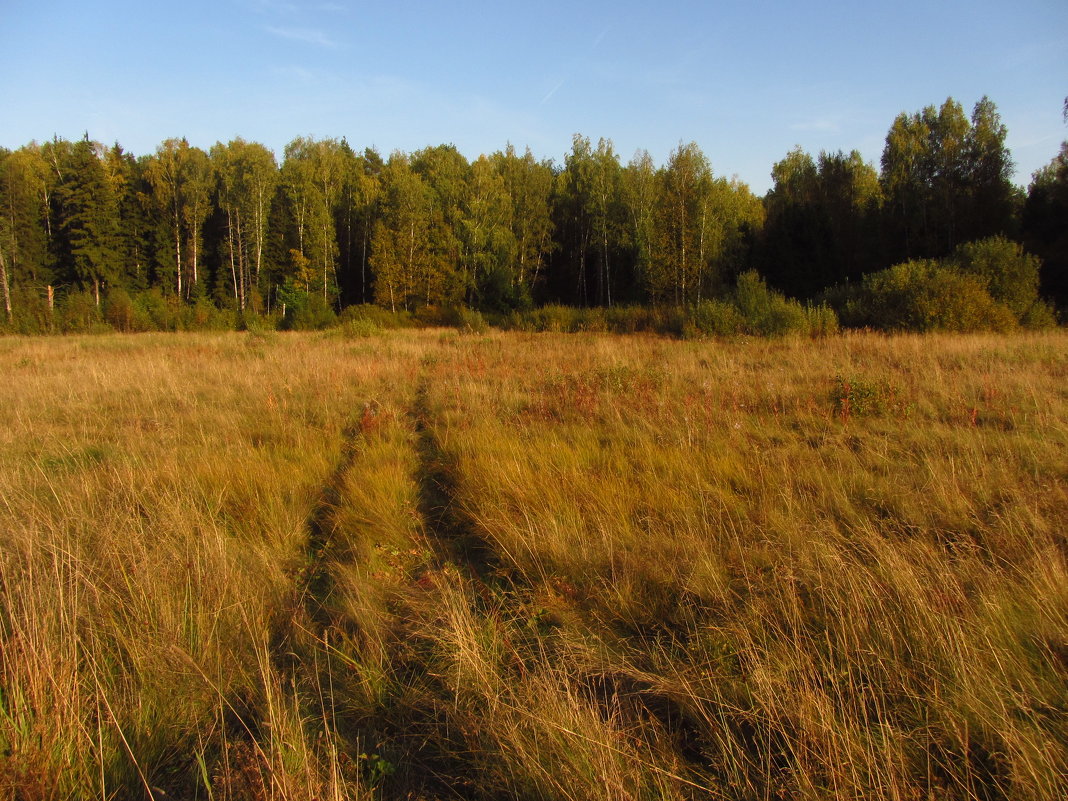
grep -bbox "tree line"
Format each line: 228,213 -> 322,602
1,95 -> 1065,333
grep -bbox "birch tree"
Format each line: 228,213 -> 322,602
282,137 -> 345,302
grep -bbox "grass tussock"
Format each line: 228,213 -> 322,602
0,328 -> 1065,800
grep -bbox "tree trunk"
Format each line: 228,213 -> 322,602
254,186 -> 265,283
361,216 -> 369,304
236,208 -> 246,311
601,219 -> 611,307
324,218 -> 330,301
191,203 -> 200,292
407,221 -> 416,309
697,203 -> 706,304
174,206 -> 182,297
227,208 -> 239,309
0,246 -> 12,325
578,226 -> 589,306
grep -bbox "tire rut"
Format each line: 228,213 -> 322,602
298,411 -> 367,628
410,374 -> 504,584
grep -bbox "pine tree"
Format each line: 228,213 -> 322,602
53,137 -> 121,302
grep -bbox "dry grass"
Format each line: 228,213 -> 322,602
0,328 -> 1065,800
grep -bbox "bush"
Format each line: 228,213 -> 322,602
803,303 -> 840,337
7,284 -> 55,335
603,305 -> 656,334
572,307 -> 607,333
732,271 -> 811,336
337,318 -> 383,338
952,236 -> 1042,320
1019,300 -> 1058,330
281,291 -> 337,331
451,307 -> 489,334
339,304 -> 411,330
853,260 -> 1016,333
181,299 -> 234,331
517,305 -> 579,333
690,299 -> 744,337
57,290 -> 107,333
136,288 -> 181,331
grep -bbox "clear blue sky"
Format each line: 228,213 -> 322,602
1,0 -> 1065,194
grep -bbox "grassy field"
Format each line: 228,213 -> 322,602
0,328 -> 1065,800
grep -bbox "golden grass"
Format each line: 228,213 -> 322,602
0,328 -> 1065,800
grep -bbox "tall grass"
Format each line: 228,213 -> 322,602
0,328 -> 1065,799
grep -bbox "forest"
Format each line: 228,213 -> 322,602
0,95 -> 1066,335
3,95 -> 1068,799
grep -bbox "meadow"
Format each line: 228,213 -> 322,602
0,328 -> 1065,800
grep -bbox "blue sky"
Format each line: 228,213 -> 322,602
1,0 -> 1065,194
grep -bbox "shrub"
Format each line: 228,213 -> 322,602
855,260 -> 1016,333
412,305 -> 451,327
337,318 -> 382,338
803,303 -> 840,337
281,291 -> 337,331
57,290 -> 107,333
103,288 -> 137,332
572,307 -> 607,333
339,304 -> 411,330
446,306 -> 489,334
407,305 -> 487,333
832,375 -> 913,419
181,298 -> 234,331
952,236 -> 1042,320
136,288 -> 181,331
650,305 -> 688,337
519,305 -> 579,333
690,299 -> 744,337
1019,300 -> 1058,330
738,271 -> 810,336
603,305 -> 656,334
7,284 -> 56,335
700,270 -> 829,337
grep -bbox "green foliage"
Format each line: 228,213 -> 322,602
759,147 -> 883,297
636,142 -> 765,306
103,288 -> 147,332
952,236 -> 1046,322
54,139 -> 122,292
411,305 -> 489,334
56,290 -> 107,333
0,120 -> 1058,335
689,298 -> 744,337
5,284 -> 54,334
491,145 -> 554,300
450,307 -> 488,334
1022,141 -> 1068,308
182,298 -> 235,331
339,303 -> 411,330
280,288 -> 337,330
476,264 -> 530,313
732,270 -> 809,336
1019,301 -> 1058,330
688,271 -> 837,338
804,302 -> 840,337
832,374 -> 913,419
337,317 -> 382,337
135,288 -> 180,331
236,309 -> 278,334
840,259 -> 1017,333
602,305 -> 659,334
881,97 -> 1015,262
